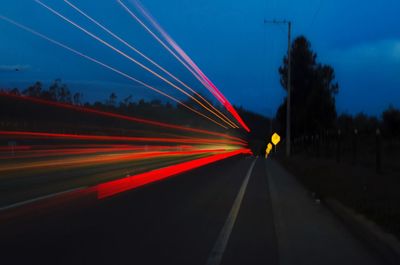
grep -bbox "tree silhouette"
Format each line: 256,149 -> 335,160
107,92 -> 117,107
123,95 -> 133,106
48,79 -> 60,101
23,81 -> 42,97
382,106 -> 400,138
73,92 -> 83,105
277,36 -> 339,137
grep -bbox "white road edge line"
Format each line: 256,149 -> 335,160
0,187 -> 87,212
206,158 -> 257,265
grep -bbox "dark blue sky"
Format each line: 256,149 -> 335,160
1,0 -> 399,117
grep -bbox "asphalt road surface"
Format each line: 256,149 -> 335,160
0,149 -> 210,207
0,156 -> 387,265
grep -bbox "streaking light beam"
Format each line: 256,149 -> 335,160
119,0 -> 250,132
0,15 -> 228,129
97,149 -> 251,198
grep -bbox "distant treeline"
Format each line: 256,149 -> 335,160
336,109 -> 400,139
0,79 -> 271,147
276,36 -> 400,140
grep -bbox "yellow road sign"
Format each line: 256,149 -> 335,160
267,143 -> 273,152
271,133 -> 281,146
265,143 -> 273,158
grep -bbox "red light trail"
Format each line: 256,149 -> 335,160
0,92 -> 247,144
0,131 -> 247,146
0,1 -> 255,209
97,149 -> 251,199
0,147 -> 231,173
0,145 -> 195,160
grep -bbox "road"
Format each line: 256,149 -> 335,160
0,146 -> 228,207
0,156 -> 387,265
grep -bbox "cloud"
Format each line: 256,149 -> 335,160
0,64 -> 30,72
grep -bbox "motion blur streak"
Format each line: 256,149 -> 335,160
97,149 -> 251,199
0,131 -> 246,146
0,145 -> 194,160
120,0 -> 250,132
35,0 -> 236,129
117,0 -> 221,103
63,0 -> 239,129
0,15 -> 228,129
0,148 -> 230,173
0,93 -> 246,143
134,0 -> 251,132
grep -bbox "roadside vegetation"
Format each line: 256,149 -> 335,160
0,80 -> 270,153
273,35 -> 400,238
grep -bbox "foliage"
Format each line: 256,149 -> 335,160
382,106 -> 400,138
0,80 -> 269,149
276,36 -> 338,137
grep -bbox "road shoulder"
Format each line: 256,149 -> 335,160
266,159 -> 385,265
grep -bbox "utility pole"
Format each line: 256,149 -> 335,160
264,19 -> 292,157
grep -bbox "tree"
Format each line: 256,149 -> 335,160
336,113 -> 353,133
277,36 -> 339,137
382,106 -> 400,137
23,81 -> 42,97
353,113 -> 379,134
48,79 -> 60,101
44,79 -> 72,103
107,92 -> 117,107
10,88 -> 20,95
73,92 -> 83,105
123,95 -> 133,106
58,83 -> 72,103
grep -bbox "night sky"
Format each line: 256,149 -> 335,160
1,0 -> 399,117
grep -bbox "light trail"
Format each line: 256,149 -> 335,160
0,145 -> 194,160
0,146 -> 31,151
117,1 -> 209,96
0,131 -> 247,146
0,15 -> 228,129
0,148 -> 230,173
0,147 -> 252,212
97,148 -> 252,199
35,0 -> 236,129
0,92 -> 247,143
0,3 -> 255,211
130,0 -> 226,101
118,0 -> 250,132
63,0 -> 238,129
132,0 -> 251,132
117,0 -> 247,131
131,0 -> 251,132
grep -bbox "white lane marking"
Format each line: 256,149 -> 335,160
0,187 -> 87,211
206,158 -> 257,265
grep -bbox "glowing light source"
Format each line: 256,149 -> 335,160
265,143 -> 273,158
271,133 -> 281,146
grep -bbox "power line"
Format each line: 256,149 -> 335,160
308,0 -> 324,32
264,19 -> 292,157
